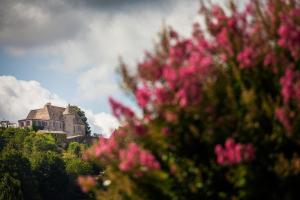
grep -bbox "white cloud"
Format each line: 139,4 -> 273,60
0,75 -> 119,136
85,110 -> 119,137
0,75 -> 66,121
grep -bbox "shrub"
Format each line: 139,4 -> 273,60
80,0 -> 300,199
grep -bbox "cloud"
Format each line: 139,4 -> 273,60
85,110 -> 119,137
0,75 -> 66,121
0,75 -> 119,136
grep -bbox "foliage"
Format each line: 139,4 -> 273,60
31,152 -> 68,200
0,150 -> 39,200
0,173 -> 23,200
0,128 -> 95,200
80,0 -> 300,199
24,133 -> 58,155
67,142 -> 86,157
71,105 -> 92,135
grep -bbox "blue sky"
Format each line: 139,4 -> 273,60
0,0 -> 198,135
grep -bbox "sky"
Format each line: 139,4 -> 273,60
0,0 -> 200,136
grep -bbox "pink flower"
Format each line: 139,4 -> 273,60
226,149 -> 236,164
94,136 -> 117,157
135,86 -> 151,109
176,89 -> 188,107
118,143 -> 160,172
234,144 -> 242,163
263,52 -> 276,66
214,144 -> 223,154
237,47 -> 255,68
275,107 -> 292,133
138,58 -> 162,80
163,66 -> 177,88
216,28 -> 233,55
215,138 -> 255,166
217,28 -> 229,47
155,87 -> 171,104
280,68 -> 294,104
217,154 -> 225,165
277,9 -> 300,59
109,97 -> 135,120
225,138 -> 235,149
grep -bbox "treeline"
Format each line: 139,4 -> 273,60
0,127 -> 99,200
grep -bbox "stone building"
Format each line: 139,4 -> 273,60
0,120 -> 17,128
18,103 -> 86,136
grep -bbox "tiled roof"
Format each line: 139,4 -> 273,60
26,103 -> 83,124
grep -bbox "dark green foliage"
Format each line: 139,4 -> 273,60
0,150 -> 40,200
0,173 -> 23,200
32,152 -> 68,200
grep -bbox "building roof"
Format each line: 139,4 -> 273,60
25,103 -> 84,125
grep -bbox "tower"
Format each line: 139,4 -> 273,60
63,104 -> 75,136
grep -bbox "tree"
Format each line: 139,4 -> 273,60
0,127 -> 92,199
71,105 -> 91,135
23,133 -> 58,155
79,0 -> 300,199
0,150 -> 40,200
31,152 -> 68,200
0,173 -> 23,200
67,142 -> 86,157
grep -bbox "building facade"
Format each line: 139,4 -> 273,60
18,103 -> 86,136
0,120 -> 17,128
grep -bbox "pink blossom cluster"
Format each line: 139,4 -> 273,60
157,35 -> 213,107
278,8 -> 300,60
94,136 -> 117,157
83,135 -> 118,161
275,107 -> 292,134
208,4 -> 251,58
138,54 -> 162,81
135,86 -> 151,109
119,143 -> 160,172
154,87 -> 172,104
109,97 -> 135,120
169,39 -> 193,65
237,47 -> 256,69
215,138 -> 255,166
280,68 -> 300,104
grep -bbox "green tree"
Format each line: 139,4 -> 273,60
0,128 -> 31,151
70,105 -> 91,135
23,133 -> 58,155
31,152 -> 68,200
67,142 -> 86,157
0,150 -> 40,200
65,157 -> 93,177
0,173 -> 23,200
